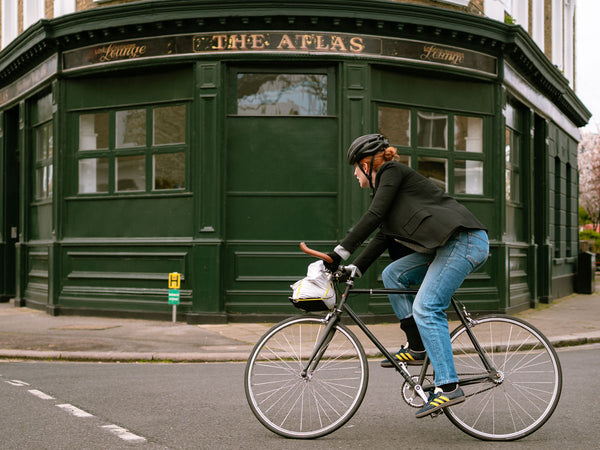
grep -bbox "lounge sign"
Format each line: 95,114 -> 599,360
63,31 -> 497,76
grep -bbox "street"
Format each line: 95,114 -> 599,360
1,344 -> 599,449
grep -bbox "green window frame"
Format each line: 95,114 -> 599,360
377,104 -> 485,196
76,103 -> 188,195
32,93 -> 54,201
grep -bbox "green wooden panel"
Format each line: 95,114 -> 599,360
225,112 -> 338,312
64,196 -> 193,237
371,69 -> 494,114
65,67 -> 193,110
29,204 -> 52,240
59,244 -> 192,313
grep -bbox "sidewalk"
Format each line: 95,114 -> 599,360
1,288 -> 599,362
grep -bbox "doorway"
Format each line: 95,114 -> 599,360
224,66 -> 339,314
1,107 -> 20,302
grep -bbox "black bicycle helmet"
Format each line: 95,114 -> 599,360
347,134 -> 389,165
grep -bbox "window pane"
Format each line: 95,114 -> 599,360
418,157 -> 447,191
36,167 -> 48,199
36,94 -> 53,122
116,155 -> 145,191
454,160 -> 483,195
153,105 -> 186,145
378,106 -> 410,146
417,112 -> 447,149
116,109 -> 146,148
36,125 -> 47,160
79,113 -> 109,150
454,116 -> 482,152
153,153 -> 185,190
237,73 -> 327,115
397,154 -> 410,166
79,158 -> 108,193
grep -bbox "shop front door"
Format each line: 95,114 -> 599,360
224,68 -> 338,314
1,107 -> 20,302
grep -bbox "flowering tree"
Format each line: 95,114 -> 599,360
578,133 -> 600,229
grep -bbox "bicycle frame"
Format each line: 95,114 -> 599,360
301,276 -> 499,402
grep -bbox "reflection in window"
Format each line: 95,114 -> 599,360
237,73 -> 327,115
79,158 -> 108,193
116,155 -> 145,191
79,113 -> 109,150
418,157 -> 447,191
154,153 -> 185,190
505,127 -> 520,202
36,123 -> 53,160
454,116 -> 482,152
454,160 -> 483,194
34,114 -> 53,200
417,112 -> 447,149
116,109 -> 146,148
153,105 -> 186,145
36,166 -> 53,198
378,106 -> 410,146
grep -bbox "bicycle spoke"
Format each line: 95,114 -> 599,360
447,316 -> 561,441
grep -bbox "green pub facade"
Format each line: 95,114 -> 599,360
0,0 -> 590,322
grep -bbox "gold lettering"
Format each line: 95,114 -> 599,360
250,34 -> 266,50
350,37 -> 365,53
420,45 -> 464,65
297,34 -> 313,50
95,43 -> 147,62
277,34 -> 296,49
330,36 -> 347,52
229,34 -> 247,50
212,35 -> 228,50
316,35 -> 329,50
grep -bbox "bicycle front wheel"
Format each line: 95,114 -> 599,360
446,315 -> 562,441
244,316 -> 369,439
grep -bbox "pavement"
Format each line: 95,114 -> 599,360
1,279 -> 600,362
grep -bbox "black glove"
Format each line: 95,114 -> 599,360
323,252 -> 342,272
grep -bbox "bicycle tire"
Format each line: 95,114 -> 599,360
445,315 -> 562,441
244,316 -> 369,439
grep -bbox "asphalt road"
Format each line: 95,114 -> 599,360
1,344 -> 599,449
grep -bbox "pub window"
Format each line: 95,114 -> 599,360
378,104 -> 485,195
77,103 -> 187,194
505,126 -> 520,203
33,93 -> 54,200
237,73 -> 327,116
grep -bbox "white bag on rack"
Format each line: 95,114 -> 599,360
290,260 -> 336,311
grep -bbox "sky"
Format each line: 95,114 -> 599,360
576,0 -> 600,134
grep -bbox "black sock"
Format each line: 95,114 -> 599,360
400,316 -> 425,352
440,383 -> 457,392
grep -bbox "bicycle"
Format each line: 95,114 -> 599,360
244,243 -> 562,441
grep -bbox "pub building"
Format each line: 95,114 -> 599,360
0,0 -> 591,322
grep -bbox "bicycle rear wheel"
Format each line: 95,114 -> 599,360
244,316 -> 368,439
446,315 -> 562,441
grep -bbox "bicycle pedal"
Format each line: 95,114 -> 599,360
430,410 -> 443,419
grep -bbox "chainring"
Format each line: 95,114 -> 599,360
401,376 -> 433,408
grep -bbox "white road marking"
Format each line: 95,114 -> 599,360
28,389 -> 55,400
101,424 -> 147,443
56,404 -> 94,418
5,379 -> 30,386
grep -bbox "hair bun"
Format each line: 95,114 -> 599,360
382,146 -> 398,161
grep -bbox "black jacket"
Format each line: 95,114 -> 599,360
341,161 -> 486,273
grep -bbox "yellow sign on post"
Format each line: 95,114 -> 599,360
168,272 -> 181,290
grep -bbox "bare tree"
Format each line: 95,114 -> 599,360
578,133 -> 600,230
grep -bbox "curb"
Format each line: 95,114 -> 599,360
1,334 -> 598,362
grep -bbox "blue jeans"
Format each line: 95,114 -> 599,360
381,230 -> 489,386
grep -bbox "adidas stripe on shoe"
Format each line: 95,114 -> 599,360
415,387 -> 465,418
380,346 -> 426,367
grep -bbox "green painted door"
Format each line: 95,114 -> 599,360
1,107 -> 20,302
224,68 -> 339,314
